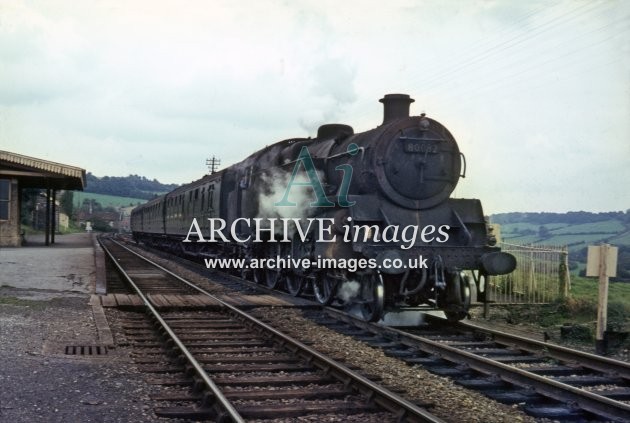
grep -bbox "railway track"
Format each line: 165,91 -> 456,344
298,307 -> 630,422
109,236 -> 630,421
99,236 -> 443,422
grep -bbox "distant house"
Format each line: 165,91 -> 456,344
76,210 -> 120,230
32,193 -> 70,232
118,206 -> 134,232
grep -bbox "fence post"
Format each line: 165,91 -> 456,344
558,249 -> 569,299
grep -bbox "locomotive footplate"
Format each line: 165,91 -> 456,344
360,245 -> 509,275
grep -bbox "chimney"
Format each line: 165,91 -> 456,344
379,93 -> 415,124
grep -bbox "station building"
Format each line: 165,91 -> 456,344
0,150 -> 85,247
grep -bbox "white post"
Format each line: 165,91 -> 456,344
595,244 -> 609,355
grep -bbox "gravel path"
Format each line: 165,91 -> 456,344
0,294 -> 162,423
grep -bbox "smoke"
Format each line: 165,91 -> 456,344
337,280 -> 360,303
381,310 -> 427,327
298,57 -> 358,134
256,168 -> 325,237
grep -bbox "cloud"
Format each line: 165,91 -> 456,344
0,0 -> 627,214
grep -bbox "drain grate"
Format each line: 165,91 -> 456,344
64,345 -> 109,356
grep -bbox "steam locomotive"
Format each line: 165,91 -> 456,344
131,94 -> 516,321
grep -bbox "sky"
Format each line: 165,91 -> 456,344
0,0 -> 628,214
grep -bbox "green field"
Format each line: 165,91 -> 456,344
571,275 -> 630,304
495,213 -> 630,295
500,218 -> 630,251
74,192 -> 147,209
550,220 -> 626,235
501,222 -> 570,232
610,231 -> 630,245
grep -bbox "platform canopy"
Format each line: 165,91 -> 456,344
0,150 -> 86,247
0,150 -> 86,190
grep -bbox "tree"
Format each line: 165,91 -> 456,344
60,191 -> 74,216
20,188 -> 42,225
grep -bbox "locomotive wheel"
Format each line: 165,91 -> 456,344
356,270 -> 385,322
286,236 -> 310,296
313,273 -> 337,305
252,267 -> 266,285
239,256 -> 254,281
285,272 -> 305,296
444,273 -> 471,322
260,243 -> 284,290
264,269 -> 283,289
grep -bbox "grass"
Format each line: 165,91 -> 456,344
500,275 -> 630,337
610,231 -> 630,245
0,295 -> 48,310
570,275 -> 630,304
559,276 -> 630,332
500,219 -> 630,250
547,234 -> 615,248
500,222 -> 570,233
501,234 -> 541,244
549,219 -> 625,235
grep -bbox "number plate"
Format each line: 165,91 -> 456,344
403,141 -> 438,154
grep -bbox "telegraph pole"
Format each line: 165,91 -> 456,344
206,156 -> 221,175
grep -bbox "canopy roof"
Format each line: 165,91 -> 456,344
0,150 -> 85,190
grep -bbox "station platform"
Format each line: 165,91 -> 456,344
0,232 -> 157,423
0,233 -> 96,297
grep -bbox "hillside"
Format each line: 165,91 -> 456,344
84,173 -> 179,200
491,211 -> 630,280
73,192 -> 148,209
491,211 -> 630,248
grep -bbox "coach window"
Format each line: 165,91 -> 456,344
0,179 -> 10,220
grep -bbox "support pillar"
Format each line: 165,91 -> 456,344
51,189 -> 56,244
45,187 -> 51,246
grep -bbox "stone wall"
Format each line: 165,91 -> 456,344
0,179 -> 21,247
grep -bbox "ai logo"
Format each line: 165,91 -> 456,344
275,143 -> 359,208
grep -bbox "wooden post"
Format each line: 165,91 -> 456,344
558,250 -> 569,299
587,244 -> 618,355
595,244 -> 609,355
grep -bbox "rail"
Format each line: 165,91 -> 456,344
99,236 -> 444,423
456,317 -> 630,380
100,237 -> 244,422
322,307 -> 630,422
